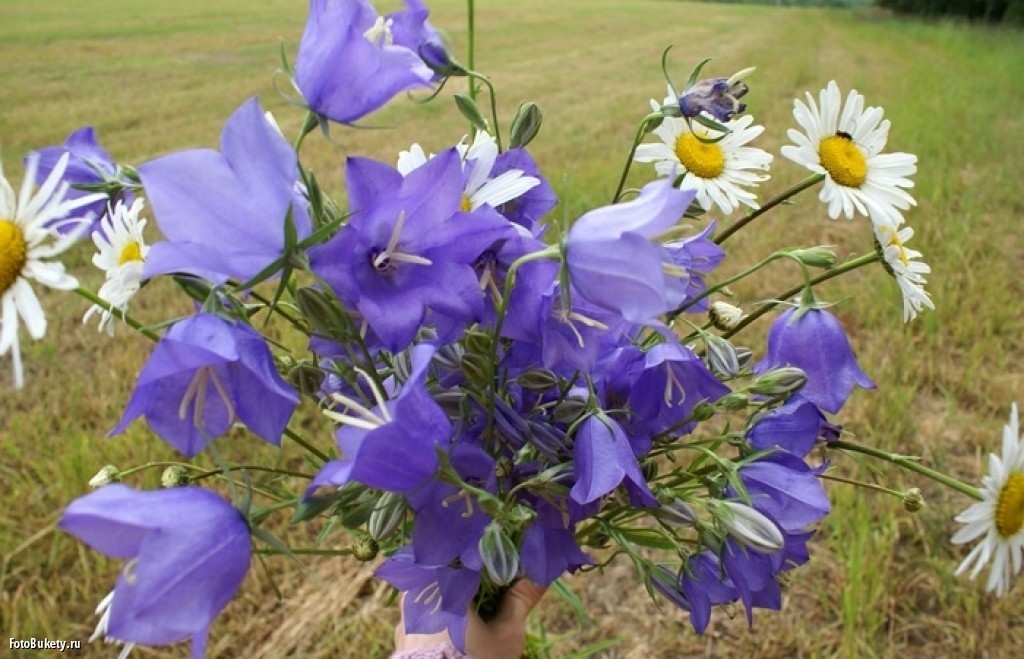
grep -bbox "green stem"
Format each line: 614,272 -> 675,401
254,547 -> 354,556
467,0 -> 476,102
74,287 -> 161,342
284,427 -> 330,463
612,114 -> 660,204
830,440 -> 983,501
714,173 -> 825,245
721,251 -> 880,340
819,473 -> 906,499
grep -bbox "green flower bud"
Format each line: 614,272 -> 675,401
705,333 -> 740,378
161,465 -> 190,488
479,522 -> 520,586
903,487 -> 925,513
719,391 -> 749,411
352,535 -> 379,562
295,286 -> 352,342
88,465 -> 120,489
509,101 -> 543,149
789,246 -> 838,269
287,363 -> 326,398
368,492 -> 408,541
515,368 -> 560,392
749,366 -> 807,397
654,498 -> 698,527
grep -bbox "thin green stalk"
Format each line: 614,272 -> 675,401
284,427 -> 330,463
612,114 -> 660,204
74,287 -> 161,342
721,251 -> 880,340
467,0 -> 476,101
820,473 -> 906,499
254,547 -> 354,556
830,440 -> 983,501
714,173 -> 825,244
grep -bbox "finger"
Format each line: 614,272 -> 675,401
493,578 -> 547,626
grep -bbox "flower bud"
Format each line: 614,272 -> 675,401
352,535 -> 379,562
719,391 -> 749,411
689,400 -> 718,422
368,492 -> 408,541
509,101 -> 543,149
705,333 -> 740,378
161,465 -> 190,488
287,363 -> 326,398
903,487 -> 925,513
88,465 -> 120,489
295,286 -> 352,342
516,368 -> 560,392
479,522 -> 520,586
750,366 -> 807,397
419,40 -> 467,77
709,301 -> 746,331
734,346 -> 754,370
788,246 -> 838,269
654,498 -> 698,528
719,501 -> 784,553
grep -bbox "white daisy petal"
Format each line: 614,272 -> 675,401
952,403 -> 1024,596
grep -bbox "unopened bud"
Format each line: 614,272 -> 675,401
750,366 -> 807,397
709,301 -> 746,331
352,535 -> 379,562
719,391 -> 749,411
734,346 -> 754,370
516,368 -> 560,392
705,333 -> 740,377
479,522 -> 520,586
295,287 -> 352,342
903,488 -> 925,513
509,101 -> 543,149
789,246 -> 838,269
690,400 -> 717,422
88,465 -> 120,488
368,492 -> 408,541
287,363 -> 326,398
719,501 -> 784,552
161,465 -> 190,488
460,352 -> 490,385
655,498 -> 698,527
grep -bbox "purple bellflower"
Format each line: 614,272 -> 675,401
58,485 -> 251,658
569,413 -> 658,507
491,147 -> 557,237
310,149 -> 512,352
307,344 -> 451,495
746,394 -> 841,458
376,547 -> 481,652
110,313 -> 299,457
519,500 -> 593,585
30,126 -> 123,235
295,0 -> 434,125
138,97 -> 311,285
566,177 -> 697,325
753,305 -> 874,414
663,221 -> 725,313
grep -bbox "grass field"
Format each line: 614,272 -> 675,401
2,0 -> 1024,656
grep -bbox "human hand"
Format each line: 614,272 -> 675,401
393,578 -> 547,659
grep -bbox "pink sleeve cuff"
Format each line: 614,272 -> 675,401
390,640 -> 469,659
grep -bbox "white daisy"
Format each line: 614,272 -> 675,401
1,152 -> 104,388
872,220 -> 933,322
396,131 -> 539,212
83,198 -> 149,335
781,81 -> 917,226
634,113 -> 773,215
952,403 -> 1024,596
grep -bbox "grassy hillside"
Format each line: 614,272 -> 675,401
2,1 -> 1023,656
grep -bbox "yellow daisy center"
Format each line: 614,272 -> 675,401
819,134 -> 868,188
0,219 -> 28,296
995,472 -> 1024,537
674,133 -> 725,179
460,194 -> 473,213
119,241 -> 143,266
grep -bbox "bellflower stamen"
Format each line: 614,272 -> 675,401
354,366 -> 391,419
326,392 -> 387,428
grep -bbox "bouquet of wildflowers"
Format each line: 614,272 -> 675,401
4,0 -> 1021,656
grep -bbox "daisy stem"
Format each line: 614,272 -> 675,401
467,0 -> 476,102
73,287 -> 160,342
714,173 -> 825,245
830,440 -> 983,501
720,251 -> 880,340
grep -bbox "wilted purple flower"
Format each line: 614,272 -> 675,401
570,414 -> 658,507
295,0 -> 434,125
387,0 -> 459,78
110,313 -> 299,457
566,177 -> 696,324
678,70 -> 752,123
376,547 -> 481,652
746,394 -> 840,458
310,149 -> 511,352
138,97 -> 310,285
30,126 -> 123,235
753,306 -> 874,414
58,485 -> 251,657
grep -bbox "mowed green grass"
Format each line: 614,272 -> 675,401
2,0 -> 1024,656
